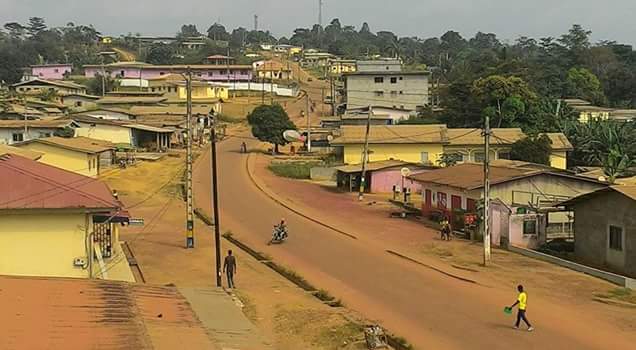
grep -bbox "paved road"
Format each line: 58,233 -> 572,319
193,136 -> 633,350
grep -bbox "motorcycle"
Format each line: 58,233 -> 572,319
268,225 -> 288,245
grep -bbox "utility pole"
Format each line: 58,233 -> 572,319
270,61 -> 274,105
210,114 -> 222,287
321,87 -> 325,117
318,0 -> 323,27
483,113 -> 491,264
185,68 -> 195,248
330,76 -> 336,115
100,55 -> 106,97
358,106 -> 372,201
254,14 -> 258,31
261,74 -> 265,105
306,92 -> 311,152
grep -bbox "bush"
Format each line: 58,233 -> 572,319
268,162 -> 317,179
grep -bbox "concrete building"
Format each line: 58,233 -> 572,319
328,59 -> 357,75
59,93 -> 100,110
344,71 -> 430,111
561,186 -> 636,278
0,153 -> 132,280
15,136 -> 115,177
335,160 -> 431,193
29,64 -> 73,80
408,161 -> 606,247
356,59 -> 402,73
11,79 -> 87,96
67,115 -> 173,150
0,119 -> 79,145
83,62 -> 252,83
330,125 -> 573,170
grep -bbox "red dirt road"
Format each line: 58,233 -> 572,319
193,136 -> 635,350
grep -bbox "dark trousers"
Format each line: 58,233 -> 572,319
516,309 -> 531,327
227,272 -> 235,289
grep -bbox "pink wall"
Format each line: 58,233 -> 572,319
32,65 -> 72,80
84,67 -> 253,82
370,169 -> 423,193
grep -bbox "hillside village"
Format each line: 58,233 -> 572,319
0,15 -> 635,350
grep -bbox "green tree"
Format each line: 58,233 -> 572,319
510,135 -> 552,165
4,22 -> 26,40
247,104 -> 296,153
207,23 -> 229,41
178,24 -> 201,39
472,75 -> 537,127
437,153 -> 463,167
565,67 -> 606,105
54,126 -> 76,138
146,44 -> 175,64
85,74 -> 119,95
26,17 -> 47,37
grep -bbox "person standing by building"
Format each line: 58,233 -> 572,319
223,250 -> 237,289
509,284 -> 534,331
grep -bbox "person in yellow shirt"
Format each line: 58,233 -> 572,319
509,284 -> 534,331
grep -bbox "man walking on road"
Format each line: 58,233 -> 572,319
509,284 -> 534,331
223,250 -> 237,289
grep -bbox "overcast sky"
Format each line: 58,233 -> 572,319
2,0 -> 635,45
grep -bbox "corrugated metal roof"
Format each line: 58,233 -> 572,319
408,163 -> 534,190
0,120 -> 75,129
331,125 -> 447,144
0,275 -> 216,349
0,154 -> 119,210
19,136 -> 115,154
123,124 -> 174,133
335,160 -> 415,173
560,185 -> 636,206
96,96 -> 168,104
0,144 -> 43,160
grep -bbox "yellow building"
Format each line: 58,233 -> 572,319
562,99 -> 612,123
331,125 -> 572,170
15,136 -> 115,178
147,74 -> 229,101
329,59 -> 357,75
0,154 -> 133,281
331,125 -> 448,165
11,78 -> 88,96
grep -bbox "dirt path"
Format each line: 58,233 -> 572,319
192,132 -> 636,350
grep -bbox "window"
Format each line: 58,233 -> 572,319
39,132 -> 51,138
54,68 -> 59,73
390,77 -> 397,84
208,72 -> 213,76
523,219 -> 537,235
420,152 -> 429,163
390,91 -> 398,97
399,77 -> 403,80
88,159 -> 92,171
120,70 -> 125,77
399,91 -> 404,95
609,225 -> 623,251
374,91 -> 384,97
75,101 -> 83,107
221,70 -> 227,75
374,77 -> 384,83
12,133 -> 24,142
151,87 -> 156,92
473,152 -> 485,163
498,151 -> 511,160
160,72 -> 165,75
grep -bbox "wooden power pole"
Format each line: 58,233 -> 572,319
185,68 -> 195,248
358,106 -> 372,201
306,92 -> 311,153
210,114 -> 222,286
483,113 -> 491,264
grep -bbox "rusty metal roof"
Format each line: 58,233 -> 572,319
0,144 -> 43,160
331,125 -> 448,144
0,154 -> 119,210
0,275 -> 216,350
408,162 -> 534,190
17,136 -> 115,154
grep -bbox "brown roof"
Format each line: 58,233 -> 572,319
447,128 -> 525,146
409,162 -> 602,190
85,63 -> 251,70
11,78 -> 86,90
560,185 -> 636,206
96,96 -> 168,105
408,163 -> 533,190
0,154 -> 119,210
0,119 -> 75,129
19,136 -> 115,154
130,105 -> 212,116
544,133 -> 574,150
0,144 -> 43,160
0,275 -> 217,350
331,125 -> 447,144
335,160 -> 430,173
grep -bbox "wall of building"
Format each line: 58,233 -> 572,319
573,191 -> 636,278
370,168 -> 423,193
0,127 -> 60,145
346,74 -> 429,110
176,85 -> 228,100
15,84 -> 85,96
342,143 -> 444,166
31,65 -> 72,80
356,60 -> 402,72
85,67 -> 252,82
19,142 -> 99,177
0,212 -> 90,279
549,151 -> 568,170
75,123 -> 132,145
60,96 -> 98,111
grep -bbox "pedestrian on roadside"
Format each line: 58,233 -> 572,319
240,141 -> 247,153
509,284 -> 534,331
223,250 -> 237,289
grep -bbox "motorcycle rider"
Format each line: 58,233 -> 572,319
274,219 -> 287,241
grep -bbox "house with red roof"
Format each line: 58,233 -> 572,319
0,153 -> 134,281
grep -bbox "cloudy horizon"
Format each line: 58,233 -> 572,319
1,0 -> 635,45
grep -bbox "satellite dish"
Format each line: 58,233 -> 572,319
327,135 -> 334,141
283,130 -> 303,142
400,167 -> 411,177
598,175 -> 607,182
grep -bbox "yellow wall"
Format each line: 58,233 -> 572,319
579,111 -> 610,123
18,142 -> 99,178
0,212 -> 90,279
75,123 -> 132,145
289,47 -> 303,55
177,85 -> 228,100
330,62 -> 357,74
550,151 -> 568,170
343,143 -> 444,165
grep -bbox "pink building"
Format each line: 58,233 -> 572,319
336,160 -> 433,193
31,64 -> 73,80
83,63 -> 253,82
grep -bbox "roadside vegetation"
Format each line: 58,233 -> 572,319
268,161 -> 321,179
